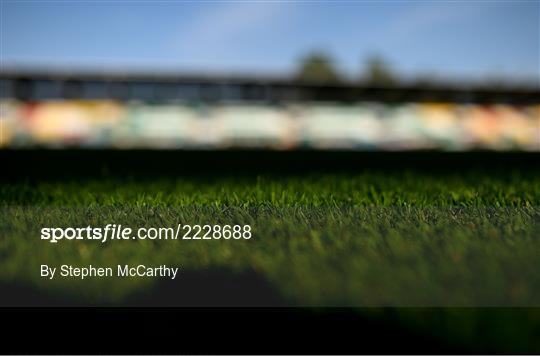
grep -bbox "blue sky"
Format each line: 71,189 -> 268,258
2,1 -> 539,82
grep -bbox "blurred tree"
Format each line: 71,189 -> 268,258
296,52 -> 342,84
363,55 -> 397,86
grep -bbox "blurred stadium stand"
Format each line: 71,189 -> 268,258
1,70 -> 539,151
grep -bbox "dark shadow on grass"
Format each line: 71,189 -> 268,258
124,268 -> 288,307
0,268 -> 287,307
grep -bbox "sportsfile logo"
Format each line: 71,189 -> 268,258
41,225 -> 133,244
41,224 -> 252,243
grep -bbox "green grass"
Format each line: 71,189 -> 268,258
1,169 -> 540,352
3,170 -> 540,206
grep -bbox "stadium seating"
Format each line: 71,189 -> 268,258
1,100 -> 538,151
